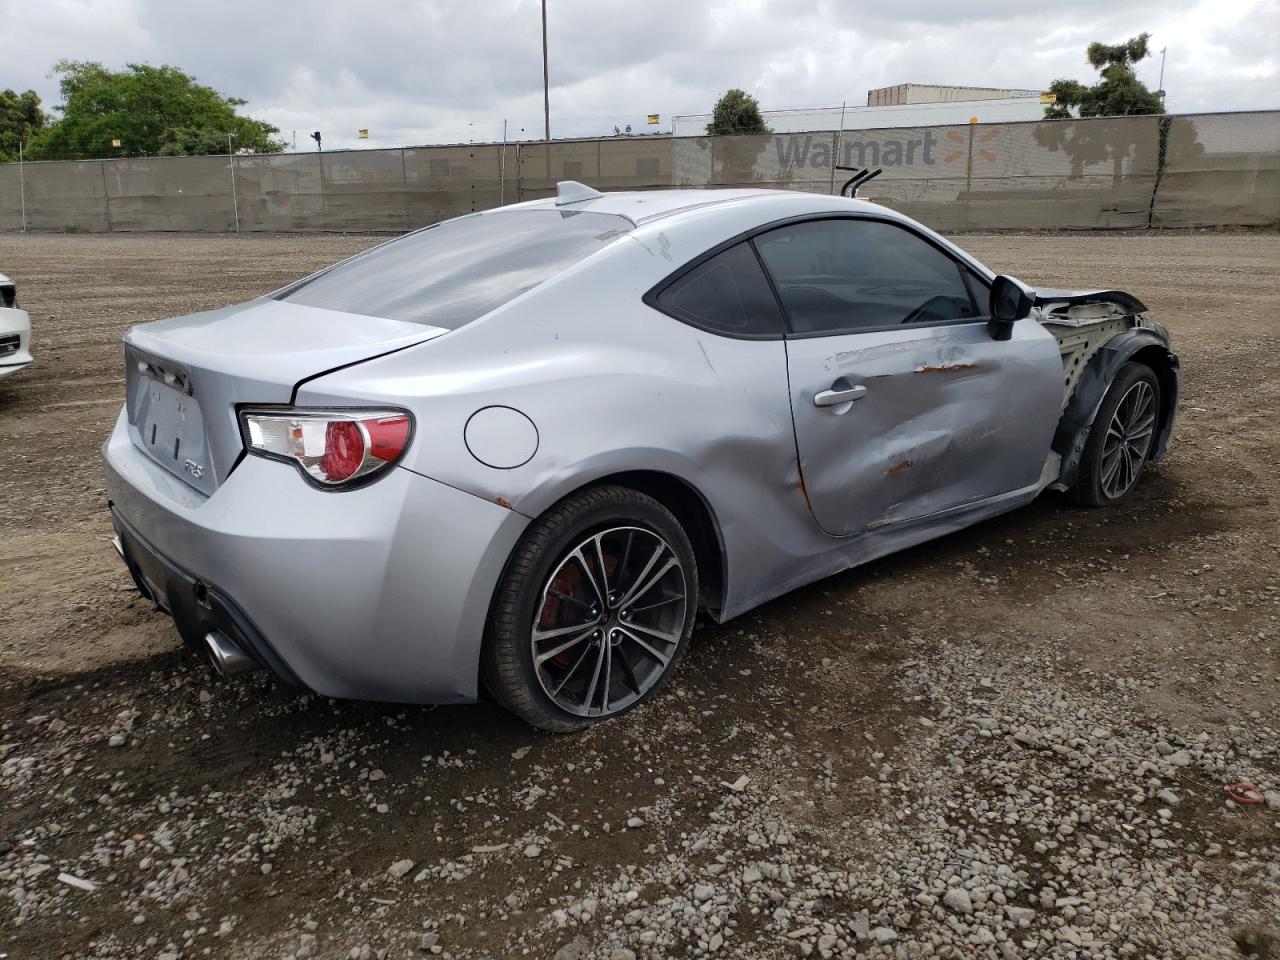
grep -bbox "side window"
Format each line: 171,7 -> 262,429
652,242 -> 786,338
962,268 -> 991,316
752,219 -> 979,335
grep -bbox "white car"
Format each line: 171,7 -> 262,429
0,272 -> 33,379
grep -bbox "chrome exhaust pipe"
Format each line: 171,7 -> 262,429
203,630 -> 258,677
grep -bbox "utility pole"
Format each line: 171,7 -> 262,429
1157,46 -> 1168,105
541,0 -> 551,141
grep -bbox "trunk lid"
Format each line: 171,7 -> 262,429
123,299 -> 447,495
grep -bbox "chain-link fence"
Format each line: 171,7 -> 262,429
1,111 -> 1276,233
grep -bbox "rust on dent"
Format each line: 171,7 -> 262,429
915,362 -> 976,374
495,497 -> 514,511
795,460 -> 814,514
886,458 -> 913,477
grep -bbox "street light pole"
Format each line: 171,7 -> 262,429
541,0 -> 551,142
1158,46 -> 1168,104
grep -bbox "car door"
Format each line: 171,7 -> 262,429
753,216 -> 1063,538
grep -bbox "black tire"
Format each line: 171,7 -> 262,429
482,485 -> 699,732
1070,361 -> 1161,507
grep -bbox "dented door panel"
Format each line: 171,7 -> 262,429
786,318 -> 1063,538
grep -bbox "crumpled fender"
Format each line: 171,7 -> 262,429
1036,288 -> 1148,314
1050,326 -> 1180,491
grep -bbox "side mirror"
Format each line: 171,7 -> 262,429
988,275 -> 1036,341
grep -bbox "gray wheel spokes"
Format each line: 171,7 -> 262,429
534,624 -> 598,666
570,547 -> 607,609
618,548 -> 678,609
1102,446 -> 1124,489
551,640 -> 597,697
617,625 -> 672,667
582,641 -> 607,714
631,594 -> 681,614
622,619 -> 682,645
532,525 -> 687,718
1101,379 -> 1156,499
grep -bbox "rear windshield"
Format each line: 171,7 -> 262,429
277,209 -> 632,328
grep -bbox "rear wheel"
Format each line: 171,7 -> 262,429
482,486 -> 698,732
1071,362 -> 1161,507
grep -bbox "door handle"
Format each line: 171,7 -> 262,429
813,384 -> 868,407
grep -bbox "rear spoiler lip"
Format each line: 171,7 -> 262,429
1034,287 -> 1148,315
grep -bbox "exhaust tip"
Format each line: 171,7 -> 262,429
203,630 -> 258,677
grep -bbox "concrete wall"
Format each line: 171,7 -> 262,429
1,111 -> 1276,235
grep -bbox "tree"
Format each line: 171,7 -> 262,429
28,61 -> 284,160
1036,34 -> 1167,187
0,89 -> 45,163
1043,34 -> 1164,120
706,89 -> 770,136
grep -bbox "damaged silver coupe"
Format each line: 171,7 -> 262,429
103,183 -> 1177,730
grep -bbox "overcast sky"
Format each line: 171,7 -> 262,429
5,0 -> 1277,150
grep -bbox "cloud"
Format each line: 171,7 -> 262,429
2,0 -> 1275,150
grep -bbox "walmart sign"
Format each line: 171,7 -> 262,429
774,131 -> 943,169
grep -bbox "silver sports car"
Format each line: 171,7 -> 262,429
103,183 -> 1178,731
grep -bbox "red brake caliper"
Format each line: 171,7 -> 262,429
539,570 -> 580,666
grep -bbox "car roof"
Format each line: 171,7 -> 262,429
506,187 -> 889,227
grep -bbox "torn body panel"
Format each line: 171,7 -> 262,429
1036,290 -> 1178,491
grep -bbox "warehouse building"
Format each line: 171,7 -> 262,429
672,83 -> 1047,137
866,83 -> 1041,105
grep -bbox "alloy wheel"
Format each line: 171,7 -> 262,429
531,526 -> 688,718
1100,378 -> 1156,499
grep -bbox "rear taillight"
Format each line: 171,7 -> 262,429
240,409 -> 412,488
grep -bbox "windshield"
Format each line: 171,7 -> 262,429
278,208 -> 632,328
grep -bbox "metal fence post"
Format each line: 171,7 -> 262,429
499,120 -> 507,206
18,141 -> 26,232
318,150 -> 327,231
829,132 -> 839,194
1147,115 -> 1172,229
228,134 -> 241,234
100,160 -> 113,232
965,121 -> 976,194
515,143 -> 522,203
401,148 -> 410,229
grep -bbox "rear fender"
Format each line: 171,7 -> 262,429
1049,329 -> 1179,491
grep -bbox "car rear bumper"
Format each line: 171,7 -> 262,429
102,407 -> 529,703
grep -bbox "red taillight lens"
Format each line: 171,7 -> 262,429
241,409 -> 412,488
319,420 -> 365,482
365,416 -> 411,462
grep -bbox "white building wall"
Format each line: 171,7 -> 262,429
673,97 -> 1047,138
867,83 -> 1041,105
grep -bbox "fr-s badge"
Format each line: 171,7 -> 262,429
184,459 -> 205,479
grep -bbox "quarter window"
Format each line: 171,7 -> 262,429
652,241 -> 785,338
752,219 -> 979,335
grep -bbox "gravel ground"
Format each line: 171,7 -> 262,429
0,230 -> 1277,960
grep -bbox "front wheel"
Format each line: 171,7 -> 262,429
482,486 -> 698,732
1071,362 -> 1161,507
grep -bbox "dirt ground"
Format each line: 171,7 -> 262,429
0,231 -> 1277,960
